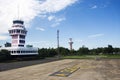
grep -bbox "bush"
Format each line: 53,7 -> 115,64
38,48 -> 57,58
0,49 -> 11,62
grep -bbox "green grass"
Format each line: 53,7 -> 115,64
62,55 -> 120,59
105,55 -> 120,58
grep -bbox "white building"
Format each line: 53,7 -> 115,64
0,20 -> 38,55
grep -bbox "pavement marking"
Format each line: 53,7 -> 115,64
55,73 -> 66,77
50,64 -> 80,77
79,65 -> 96,69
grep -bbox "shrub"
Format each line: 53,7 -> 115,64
0,49 -> 11,62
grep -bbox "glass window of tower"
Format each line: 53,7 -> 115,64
13,30 -> 15,33
21,30 -> 23,34
19,40 -> 25,43
19,35 -> 25,39
17,30 -> 20,33
11,30 -> 13,33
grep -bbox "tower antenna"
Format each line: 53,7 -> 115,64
57,30 -> 60,59
17,4 -> 20,20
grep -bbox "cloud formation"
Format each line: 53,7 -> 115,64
36,27 -> 45,31
47,15 -> 66,27
48,15 -> 55,21
88,33 -> 104,38
50,16 -> 66,27
0,35 -> 9,40
0,0 -> 77,40
91,5 -> 97,9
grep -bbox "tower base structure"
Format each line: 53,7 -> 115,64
0,47 -> 38,55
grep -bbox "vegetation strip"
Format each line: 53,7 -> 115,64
50,65 -> 80,77
63,55 -> 120,59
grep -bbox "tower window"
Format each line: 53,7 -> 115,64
19,40 -> 25,43
13,30 -> 15,33
9,30 -> 11,33
19,35 -> 25,39
17,30 -> 20,33
17,51 -> 20,53
13,20 -> 24,24
11,30 -> 13,33
20,30 -> 26,34
18,45 -> 24,47
21,30 -> 24,34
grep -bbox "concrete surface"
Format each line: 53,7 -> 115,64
0,59 -> 120,80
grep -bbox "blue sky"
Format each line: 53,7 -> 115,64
0,0 -> 120,50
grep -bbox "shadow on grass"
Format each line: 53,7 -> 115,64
0,57 -> 61,72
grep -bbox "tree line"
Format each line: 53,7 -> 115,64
75,45 -> 120,55
0,45 -> 120,62
38,45 -> 120,57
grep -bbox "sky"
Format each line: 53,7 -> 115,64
0,0 -> 120,50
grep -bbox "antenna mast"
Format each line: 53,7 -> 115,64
57,30 -> 60,59
17,5 -> 20,20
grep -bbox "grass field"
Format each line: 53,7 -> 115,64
62,55 -> 120,59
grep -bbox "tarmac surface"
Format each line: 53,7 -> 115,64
0,59 -> 120,80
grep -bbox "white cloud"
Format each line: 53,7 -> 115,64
88,33 -> 104,38
91,5 -> 97,9
40,0 -> 78,13
48,15 -> 55,21
51,23 -> 60,27
75,39 -> 83,43
0,0 -> 77,39
51,17 -> 66,27
55,17 -> 66,22
0,35 -> 9,40
36,27 -> 45,31
38,15 -> 47,19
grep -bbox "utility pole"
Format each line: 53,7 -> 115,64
57,30 -> 60,59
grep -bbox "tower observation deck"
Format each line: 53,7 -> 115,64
9,20 -> 27,47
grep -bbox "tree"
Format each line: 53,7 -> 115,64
0,49 -> 11,62
4,42 -> 11,47
70,49 -> 76,55
107,45 -> 113,54
77,46 -> 89,55
47,48 -> 57,57
38,48 -> 48,58
113,48 -> 120,54
38,48 -> 57,58
90,47 -> 104,55
90,49 -> 98,55
58,47 -> 70,56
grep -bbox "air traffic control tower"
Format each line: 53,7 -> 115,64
0,20 -> 38,55
9,20 -> 27,47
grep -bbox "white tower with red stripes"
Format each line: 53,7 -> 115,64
69,38 -> 73,50
9,20 -> 27,47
